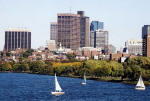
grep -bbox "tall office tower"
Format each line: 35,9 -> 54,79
142,25 -> 150,57
90,21 -> 104,31
77,11 -> 89,47
90,29 -> 108,54
4,28 -> 31,51
57,13 -> 80,50
124,40 -> 142,55
50,22 -> 58,41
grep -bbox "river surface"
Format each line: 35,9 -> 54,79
0,73 -> 150,101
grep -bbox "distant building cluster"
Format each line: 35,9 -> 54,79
2,10 -> 150,63
50,11 -> 109,55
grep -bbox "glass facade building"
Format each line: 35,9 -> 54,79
90,29 -> 108,54
4,28 -> 31,51
142,25 -> 150,57
90,21 -> 104,31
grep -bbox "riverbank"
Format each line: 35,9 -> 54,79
67,75 -> 150,85
1,71 -> 150,85
36,73 -> 150,86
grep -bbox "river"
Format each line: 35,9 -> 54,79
0,73 -> 150,101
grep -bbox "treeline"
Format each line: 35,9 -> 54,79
0,56 -> 150,81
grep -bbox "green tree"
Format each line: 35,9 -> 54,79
6,52 -> 11,57
125,65 -> 141,80
109,61 -> 124,77
1,62 -> 12,71
23,49 -> 34,58
66,53 -> 77,62
30,61 -> 46,73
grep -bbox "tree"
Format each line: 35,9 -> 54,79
124,65 -> 141,80
30,61 -> 46,73
94,60 -> 111,77
1,62 -> 12,71
23,49 -> 34,58
66,53 -> 77,62
6,52 -> 11,57
109,61 -> 124,77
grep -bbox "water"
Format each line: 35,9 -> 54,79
0,73 -> 150,101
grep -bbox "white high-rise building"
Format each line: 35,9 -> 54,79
47,40 -> 56,51
125,39 -> 142,55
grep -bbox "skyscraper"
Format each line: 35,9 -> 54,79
4,28 -> 31,51
142,25 -> 150,57
90,29 -> 108,54
90,21 -> 104,31
77,11 -> 89,47
50,22 -> 58,41
57,13 -> 81,50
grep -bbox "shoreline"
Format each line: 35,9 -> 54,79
1,71 -> 150,85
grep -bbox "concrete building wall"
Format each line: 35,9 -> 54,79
50,22 -> 58,41
57,13 -> 81,50
78,11 -> 89,47
125,40 -> 142,55
47,40 -> 56,51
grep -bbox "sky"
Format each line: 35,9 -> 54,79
0,0 -> 150,51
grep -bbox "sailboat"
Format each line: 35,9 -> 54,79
81,73 -> 86,85
135,75 -> 145,90
51,73 -> 65,96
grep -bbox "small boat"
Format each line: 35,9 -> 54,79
51,73 -> 65,96
135,75 -> 145,90
81,73 -> 86,85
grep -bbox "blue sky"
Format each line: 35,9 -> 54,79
0,0 -> 150,51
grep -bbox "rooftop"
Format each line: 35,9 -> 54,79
5,28 -> 31,32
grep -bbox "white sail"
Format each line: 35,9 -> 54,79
55,74 -> 62,92
82,73 -> 86,85
84,74 -> 86,83
136,75 -> 145,88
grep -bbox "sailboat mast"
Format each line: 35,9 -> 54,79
55,73 -> 56,91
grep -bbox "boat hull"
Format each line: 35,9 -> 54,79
51,91 -> 65,96
81,82 -> 86,85
135,87 -> 145,90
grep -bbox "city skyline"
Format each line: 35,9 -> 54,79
1,0 -> 150,51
